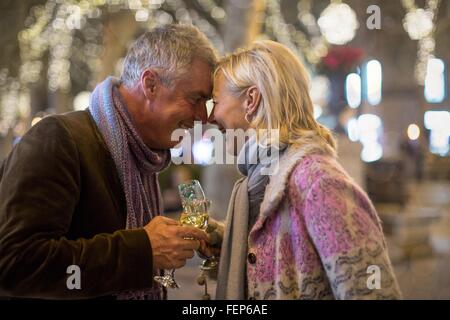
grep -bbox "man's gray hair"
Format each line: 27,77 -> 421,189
121,24 -> 219,88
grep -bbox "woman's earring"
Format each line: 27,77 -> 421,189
244,113 -> 252,124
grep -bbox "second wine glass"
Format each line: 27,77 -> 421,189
178,180 -> 218,271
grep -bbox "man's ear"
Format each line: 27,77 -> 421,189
140,68 -> 159,99
244,86 -> 261,116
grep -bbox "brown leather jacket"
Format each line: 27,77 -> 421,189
0,110 -> 153,299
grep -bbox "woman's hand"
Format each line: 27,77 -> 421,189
197,217 -> 224,258
198,240 -> 221,258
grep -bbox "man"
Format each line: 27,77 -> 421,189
0,24 -> 218,299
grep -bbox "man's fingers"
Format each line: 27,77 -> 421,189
183,250 -> 195,260
175,249 -> 195,261
178,239 -> 200,251
157,216 -> 179,225
173,259 -> 187,269
192,240 -> 201,251
177,226 -> 208,241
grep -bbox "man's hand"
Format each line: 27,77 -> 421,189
144,216 -> 208,269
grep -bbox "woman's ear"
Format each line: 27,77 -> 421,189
140,68 -> 159,100
244,86 -> 261,116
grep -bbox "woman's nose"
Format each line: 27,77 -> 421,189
207,111 -> 217,125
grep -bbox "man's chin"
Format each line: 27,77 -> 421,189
146,139 -> 179,151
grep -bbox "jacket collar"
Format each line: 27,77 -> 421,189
249,133 -> 336,238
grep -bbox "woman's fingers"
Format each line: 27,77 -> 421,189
198,240 -> 221,258
176,226 -> 208,241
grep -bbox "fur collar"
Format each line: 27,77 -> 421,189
249,133 -> 336,237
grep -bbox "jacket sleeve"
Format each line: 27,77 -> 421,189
301,175 -> 402,300
0,116 -> 153,299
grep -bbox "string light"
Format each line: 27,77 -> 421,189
0,79 -> 22,136
264,0 -> 334,67
265,0 -> 326,68
265,0 -> 302,58
401,0 -> 441,85
297,0 -> 328,65
407,124 -> 420,141
318,1 -> 359,45
424,58 -> 446,103
0,0 -> 226,137
3,0 -> 342,138
165,0 -> 224,52
196,0 -> 226,23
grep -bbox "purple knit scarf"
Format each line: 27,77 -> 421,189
89,77 -> 171,300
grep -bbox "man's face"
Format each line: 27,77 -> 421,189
147,59 -> 213,149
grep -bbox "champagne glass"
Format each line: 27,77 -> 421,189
153,268 -> 179,289
153,180 -> 216,289
178,180 -> 218,271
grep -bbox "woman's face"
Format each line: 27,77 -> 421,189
209,71 -> 250,132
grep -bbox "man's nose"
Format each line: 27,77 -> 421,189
194,103 -> 208,124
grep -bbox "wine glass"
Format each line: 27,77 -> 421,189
153,268 -> 179,289
153,180 -> 216,289
178,180 -> 218,271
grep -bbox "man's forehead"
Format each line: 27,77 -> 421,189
173,59 -> 213,94
179,78 -> 212,93
180,77 -> 213,97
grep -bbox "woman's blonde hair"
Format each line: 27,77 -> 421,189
215,40 -> 336,150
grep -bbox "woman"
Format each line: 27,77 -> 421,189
207,40 -> 402,300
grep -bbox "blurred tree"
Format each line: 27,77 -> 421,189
0,0 -> 47,77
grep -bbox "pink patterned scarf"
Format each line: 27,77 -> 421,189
89,77 -> 171,299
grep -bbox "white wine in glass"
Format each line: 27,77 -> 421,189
153,180 -> 214,289
178,180 -> 217,271
179,200 -> 209,230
